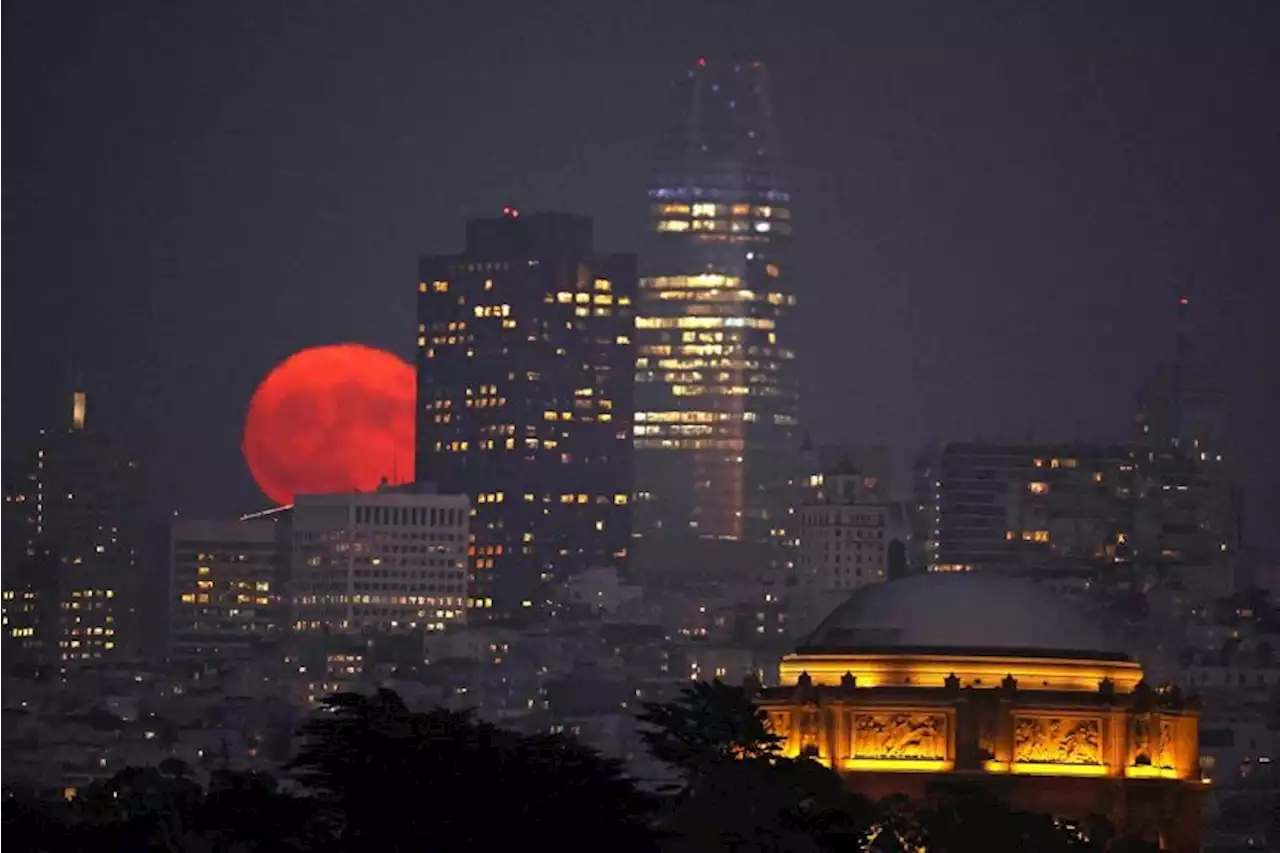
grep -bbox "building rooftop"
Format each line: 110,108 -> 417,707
798,572 -> 1127,660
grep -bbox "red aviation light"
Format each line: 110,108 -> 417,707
503,206 -> 520,218
697,56 -> 707,66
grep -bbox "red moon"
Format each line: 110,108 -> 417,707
242,344 -> 416,505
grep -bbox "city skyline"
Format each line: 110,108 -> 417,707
5,7 -> 1279,846
5,2 -> 1278,537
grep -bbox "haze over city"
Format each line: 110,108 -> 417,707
7,1 -> 1277,525
4,3 -> 1279,851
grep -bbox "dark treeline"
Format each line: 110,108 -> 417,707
4,681 -> 1158,852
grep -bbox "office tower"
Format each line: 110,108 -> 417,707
291,485 -> 470,634
1132,297 -> 1236,573
634,59 -> 800,567
2,389 -> 142,664
918,443 -> 1138,576
1135,298 -> 1228,459
169,518 -> 287,663
415,211 -> 636,617
798,467 -> 891,593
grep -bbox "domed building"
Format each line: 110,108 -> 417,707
758,573 -> 1204,851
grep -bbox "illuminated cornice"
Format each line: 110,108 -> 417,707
779,651 -> 1144,694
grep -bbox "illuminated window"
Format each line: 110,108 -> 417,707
656,220 -> 690,232
1028,481 -> 1049,495
433,280 -> 449,293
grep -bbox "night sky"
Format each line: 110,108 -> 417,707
6,2 -> 1278,537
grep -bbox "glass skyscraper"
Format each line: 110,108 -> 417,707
416,212 -> 636,617
634,59 -> 800,564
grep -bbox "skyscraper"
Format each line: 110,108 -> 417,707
415,211 -> 636,617
2,388 -> 143,665
634,59 -> 800,565
1132,297 -> 1236,573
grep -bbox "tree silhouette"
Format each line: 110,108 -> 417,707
637,680 -> 783,785
4,793 -> 84,853
49,766 -> 207,852
289,688 -> 658,852
640,681 -> 876,851
916,780 -> 1093,852
864,794 -> 926,853
197,769 -> 317,852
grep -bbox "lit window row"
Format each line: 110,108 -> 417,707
554,291 -> 619,306
637,410 -> 751,423
507,493 -> 628,505
641,274 -> 740,290
655,220 -> 792,235
1005,530 -> 1052,543
635,424 -> 717,437
635,316 -> 776,330
656,289 -> 768,303
653,358 -> 772,371
634,438 -> 746,451
653,203 -> 790,219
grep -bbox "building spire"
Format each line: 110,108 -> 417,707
71,368 -> 87,431
1172,295 -> 1190,449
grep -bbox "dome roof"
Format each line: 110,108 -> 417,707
799,573 -> 1126,659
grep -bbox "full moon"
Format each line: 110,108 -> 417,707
242,344 -> 416,505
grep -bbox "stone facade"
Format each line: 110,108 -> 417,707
757,668 -> 1204,851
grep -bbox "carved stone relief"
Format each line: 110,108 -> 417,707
1013,716 -> 1102,765
977,726 -> 997,761
798,707 -> 821,756
1157,719 -> 1175,769
1132,716 -> 1154,765
1131,716 -> 1176,769
851,713 -> 947,760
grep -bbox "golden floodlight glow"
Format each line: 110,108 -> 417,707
1009,762 -> 1110,777
1124,765 -> 1181,779
844,759 -> 954,773
72,392 -> 87,430
778,653 -> 1145,694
